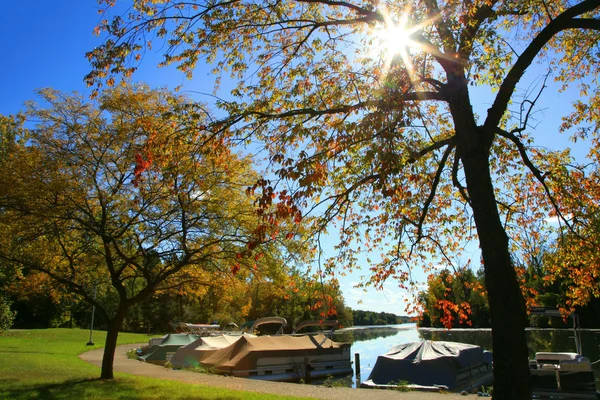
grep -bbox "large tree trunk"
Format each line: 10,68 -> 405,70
100,305 -> 129,379
462,147 -> 530,400
446,74 -> 530,400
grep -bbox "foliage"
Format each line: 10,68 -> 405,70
419,268 -> 490,328
0,85 -> 303,378
478,385 -> 493,397
541,178 -> 600,311
0,113 -> 26,164
86,1 -> 600,398
322,374 -> 353,388
387,380 -> 412,392
0,296 -> 16,333
126,347 -> 140,360
352,309 -> 405,325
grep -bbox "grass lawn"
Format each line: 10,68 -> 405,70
0,328 -> 310,399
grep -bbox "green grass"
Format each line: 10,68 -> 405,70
0,329 -> 310,399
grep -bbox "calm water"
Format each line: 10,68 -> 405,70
333,324 -> 600,389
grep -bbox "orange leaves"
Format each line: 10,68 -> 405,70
420,267 -> 487,328
231,263 -> 241,275
434,299 -> 473,329
132,152 -> 153,186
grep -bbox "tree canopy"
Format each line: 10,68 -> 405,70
86,1 -> 600,398
0,85 -> 308,378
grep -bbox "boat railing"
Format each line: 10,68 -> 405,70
292,320 -> 339,338
528,306 -> 583,354
186,323 -> 221,336
248,316 -> 287,335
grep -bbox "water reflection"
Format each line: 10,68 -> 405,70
334,324 -> 600,389
335,324 -> 421,387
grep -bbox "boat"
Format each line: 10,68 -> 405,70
199,333 -> 352,381
169,317 -> 287,368
528,306 -> 599,399
170,333 -> 253,368
360,340 -> 493,392
196,319 -> 352,382
143,317 -> 286,366
138,333 -> 199,364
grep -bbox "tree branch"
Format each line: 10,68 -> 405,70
495,127 -> 572,230
485,0 -> 600,129
452,152 -> 470,204
416,144 -> 454,240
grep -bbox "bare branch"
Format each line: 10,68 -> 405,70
485,0 -> 600,130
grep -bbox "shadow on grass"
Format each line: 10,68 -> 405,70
0,377 -> 242,400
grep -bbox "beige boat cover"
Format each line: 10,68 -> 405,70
170,334 -> 252,367
200,333 -> 349,373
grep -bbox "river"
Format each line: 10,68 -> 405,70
332,324 -> 600,389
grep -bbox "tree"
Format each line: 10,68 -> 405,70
419,267 -> 490,328
86,1 -> 600,398
541,164 -> 600,310
0,86 -> 295,379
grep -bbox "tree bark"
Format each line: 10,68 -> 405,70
461,146 -> 530,400
100,304 -> 129,379
445,73 -> 530,400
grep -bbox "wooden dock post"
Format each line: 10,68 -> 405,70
354,353 -> 361,387
304,357 -> 312,383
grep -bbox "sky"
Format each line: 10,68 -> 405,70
0,1 -> 592,316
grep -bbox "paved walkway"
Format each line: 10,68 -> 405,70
80,344 -> 479,400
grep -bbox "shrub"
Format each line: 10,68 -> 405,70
0,296 -> 16,333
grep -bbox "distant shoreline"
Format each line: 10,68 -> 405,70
337,323 -> 416,332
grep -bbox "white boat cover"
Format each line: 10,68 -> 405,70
366,340 -> 492,388
200,333 -> 350,374
170,334 -> 253,367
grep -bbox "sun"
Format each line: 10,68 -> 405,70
377,14 -> 415,58
368,9 -> 432,80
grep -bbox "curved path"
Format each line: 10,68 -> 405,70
80,344 -> 474,400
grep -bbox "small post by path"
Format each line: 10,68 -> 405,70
304,357 -> 312,384
354,352 -> 361,387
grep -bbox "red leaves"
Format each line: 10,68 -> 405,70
133,152 -> 153,186
435,299 -> 473,329
231,263 -> 241,275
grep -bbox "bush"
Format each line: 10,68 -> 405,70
0,296 -> 16,333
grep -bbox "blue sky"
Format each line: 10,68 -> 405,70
1,1 -> 591,316
1,1 -> 416,315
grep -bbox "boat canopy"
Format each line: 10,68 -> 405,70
200,333 -> 348,373
170,334 -> 251,367
293,320 -> 338,334
248,317 -> 287,335
139,333 -> 199,363
366,340 -> 492,389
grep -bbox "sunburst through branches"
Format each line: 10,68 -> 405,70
368,6 -> 435,82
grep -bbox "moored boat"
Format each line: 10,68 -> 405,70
360,340 -> 493,392
138,333 -> 199,364
529,307 -> 600,399
170,333 -> 252,368
199,332 -> 352,381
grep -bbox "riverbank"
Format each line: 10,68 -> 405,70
80,344 -> 480,399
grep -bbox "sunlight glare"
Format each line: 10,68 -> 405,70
368,8 -> 433,82
380,15 -> 413,58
